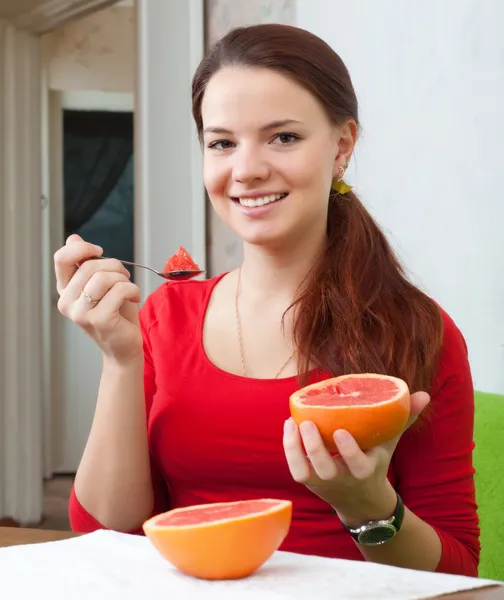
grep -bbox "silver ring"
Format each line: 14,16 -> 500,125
81,290 -> 100,305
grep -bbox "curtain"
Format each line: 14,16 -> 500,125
0,20 -> 44,525
63,110 -> 133,238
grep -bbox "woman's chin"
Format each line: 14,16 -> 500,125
236,227 -> 291,250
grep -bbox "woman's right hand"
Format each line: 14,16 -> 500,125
54,234 -> 144,365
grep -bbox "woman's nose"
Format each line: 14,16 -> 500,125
232,146 -> 270,184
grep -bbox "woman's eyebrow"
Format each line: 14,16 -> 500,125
203,119 -> 303,135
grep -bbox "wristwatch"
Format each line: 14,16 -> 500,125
338,492 -> 405,546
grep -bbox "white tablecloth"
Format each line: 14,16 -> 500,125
0,530 -> 499,599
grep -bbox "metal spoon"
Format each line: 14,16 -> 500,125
101,257 -> 205,281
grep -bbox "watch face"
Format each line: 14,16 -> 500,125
357,523 -> 397,546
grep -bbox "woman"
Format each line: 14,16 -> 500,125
54,24 -> 479,576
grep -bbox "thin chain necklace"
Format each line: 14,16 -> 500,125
235,266 -> 293,379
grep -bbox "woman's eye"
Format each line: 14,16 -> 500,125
208,140 -> 234,150
274,133 -> 299,145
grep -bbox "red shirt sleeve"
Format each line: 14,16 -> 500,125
69,289 -> 170,534
392,309 -> 480,576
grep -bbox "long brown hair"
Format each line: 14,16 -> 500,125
192,24 -> 444,392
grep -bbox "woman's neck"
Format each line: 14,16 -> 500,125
240,233 -> 326,303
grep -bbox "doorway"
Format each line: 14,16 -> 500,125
63,109 -> 134,275
57,108 -> 134,473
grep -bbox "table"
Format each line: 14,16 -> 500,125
0,526 -> 81,548
0,527 -> 502,599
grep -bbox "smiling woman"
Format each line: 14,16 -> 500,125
192,26 -> 441,392
54,24 -> 479,579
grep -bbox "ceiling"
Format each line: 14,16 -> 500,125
0,0 -> 50,20
0,0 -> 127,22
0,0 -> 124,33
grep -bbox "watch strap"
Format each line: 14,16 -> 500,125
338,492 -> 404,543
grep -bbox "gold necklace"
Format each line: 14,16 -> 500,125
235,266 -> 293,379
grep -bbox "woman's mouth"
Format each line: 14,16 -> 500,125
232,193 -> 288,208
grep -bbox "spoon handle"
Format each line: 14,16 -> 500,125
101,256 -> 162,277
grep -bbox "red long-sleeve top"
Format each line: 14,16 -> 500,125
69,274 -> 480,576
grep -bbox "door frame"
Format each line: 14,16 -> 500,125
40,0 -> 206,474
43,90 -> 136,474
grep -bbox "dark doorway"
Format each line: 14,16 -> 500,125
63,110 -> 134,278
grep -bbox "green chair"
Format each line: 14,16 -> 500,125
474,391 -> 504,580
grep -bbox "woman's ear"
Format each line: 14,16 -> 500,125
333,119 -> 358,178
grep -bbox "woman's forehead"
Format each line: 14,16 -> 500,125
201,66 -> 327,131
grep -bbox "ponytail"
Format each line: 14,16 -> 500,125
291,190 -> 444,392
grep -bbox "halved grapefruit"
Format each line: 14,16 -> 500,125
289,373 -> 410,452
142,498 -> 292,580
163,246 -> 199,273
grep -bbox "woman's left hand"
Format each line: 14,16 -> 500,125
283,391 -> 430,526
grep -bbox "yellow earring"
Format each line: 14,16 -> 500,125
331,162 -> 352,195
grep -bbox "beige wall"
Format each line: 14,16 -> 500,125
0,17 -> 44,523
42,5 -> 134,92
204,0 -> 296,276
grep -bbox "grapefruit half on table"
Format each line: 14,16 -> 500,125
290,373 -> 411,452
143,498 -> 292,580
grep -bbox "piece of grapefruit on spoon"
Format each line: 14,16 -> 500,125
143,498 -> 292,580
289,373 -> 411,452
163,245 -> 201,273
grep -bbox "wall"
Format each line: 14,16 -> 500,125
205,0 -> 296,276
42,4 -> 134,92
296,0 -> 504,395
0,18 -> 44,523
135,0 -> 205,297
60,91 -> 134,111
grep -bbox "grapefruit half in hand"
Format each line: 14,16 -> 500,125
289,373 -> 410,452
143,498 -> 292,580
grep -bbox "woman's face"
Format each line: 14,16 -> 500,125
201,66 -> 354,250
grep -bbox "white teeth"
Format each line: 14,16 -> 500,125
238,193 -> 286,208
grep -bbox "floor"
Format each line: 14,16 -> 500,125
35,475 -> 74,531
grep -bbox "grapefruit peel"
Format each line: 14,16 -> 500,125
143,498 -> 292,580
289,373 -> 411,452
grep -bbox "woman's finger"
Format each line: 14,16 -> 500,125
406,391 -> 430,428
65,272 -> 131,325
381,391 -> 431,455
87,282 -> 141,330
333,430 -> 374,480
299,421 -> 338,481
283,418 -> 314,484
62,258 -> 130,303
83,270 -> 131,304
54,239 -> 103,293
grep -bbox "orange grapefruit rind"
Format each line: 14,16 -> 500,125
143,498 -> 292,580
289,373 -> 411,452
